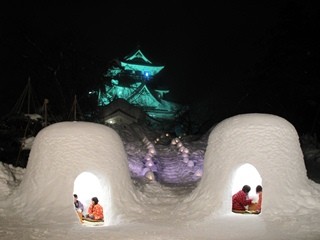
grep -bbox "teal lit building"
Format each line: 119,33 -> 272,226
97,48 -> 187,126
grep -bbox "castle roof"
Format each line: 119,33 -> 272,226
120,48 -> 164,76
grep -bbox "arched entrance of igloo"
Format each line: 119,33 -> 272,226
231,163 -> 262,214
73,172 -> 106,224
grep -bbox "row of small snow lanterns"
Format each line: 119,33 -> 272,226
154,133 -> 171,144
152,134 -> 203,178
142,137 -> 156,181
171,137 -> 195,168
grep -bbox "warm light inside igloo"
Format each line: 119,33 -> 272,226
73,172 -> 104,212
232,163 -> 262,199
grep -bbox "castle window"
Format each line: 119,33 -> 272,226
144,71 -> 150,80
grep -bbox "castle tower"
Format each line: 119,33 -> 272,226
97,47 -> 186,125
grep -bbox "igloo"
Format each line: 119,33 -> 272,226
184,113 -> 317,217
9,121 -> 139,225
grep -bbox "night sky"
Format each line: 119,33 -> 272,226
1,1 -> 320,135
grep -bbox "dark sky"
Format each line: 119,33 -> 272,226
1,1 -> 320,134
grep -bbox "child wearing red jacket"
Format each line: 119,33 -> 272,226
86,197 -> 104,221
232,185 -> 252,211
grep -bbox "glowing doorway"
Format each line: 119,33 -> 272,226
73,172 -> 104,212
232,163 -> 262,200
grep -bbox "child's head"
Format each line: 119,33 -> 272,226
92,197 -> 99,204
242,185 -> 251,193
256,185 -> 262,193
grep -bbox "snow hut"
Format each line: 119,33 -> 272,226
10,121 -> 138,225
185,113 -> 315,217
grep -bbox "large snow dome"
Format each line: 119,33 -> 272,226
9,121 -> 139,225
184,113 -> 318,217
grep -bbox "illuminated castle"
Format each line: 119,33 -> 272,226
97,47 -> 186,125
